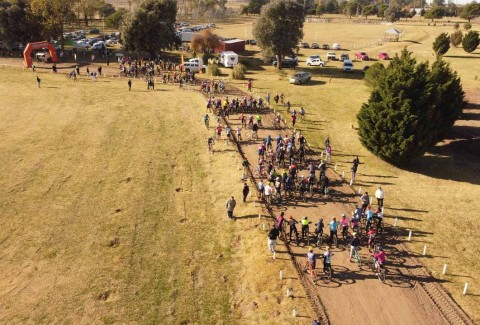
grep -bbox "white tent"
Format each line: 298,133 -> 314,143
384,28 -> 402,42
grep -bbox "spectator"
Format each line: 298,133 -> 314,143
375,187 -> 385,207
226,196 -> 236,220
267,225 -> 280,252
242,182 -> 250,202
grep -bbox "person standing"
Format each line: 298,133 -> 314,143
242,182 -> 250,202
32,64 -> 35,72
267,225 -> 280,252
226,196 -> 237,219
360,192 -> 370,213
106,57 -> 110,66
329,217 -> 338,244
264,183 -> 272,204
36,76 -> 41,88
288,215 -> 299,242
375,187 -> 384,207
98,66 -> 102,76
128,79 -> 132,91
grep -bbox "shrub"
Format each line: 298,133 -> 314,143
207,64 -> 221,76
432,32 -> 450,56
230,63 -> 247,80
450,30 -> 463,47
453,22 -> 460,29
462,30 -> 479,53
464,22 -> 472,30
363,63 -> 385,88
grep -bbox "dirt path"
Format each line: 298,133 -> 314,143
208,87 -> 474,325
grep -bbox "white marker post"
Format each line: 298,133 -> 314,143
262,223 -> 265,230
408,230 -> 412,241
237,165 -> 240,170
369,196 -> 373,205
443,264 -> 447,275
342,171 -> 345,180
280,270 -> 284,280
394,218 -> 398,227
273,251 -> 276,260
258,213 -> 261,219
463,283 -> 469,295
320,152 -> 324,159
423,244 -> 427,256
254,201 -> 256,207
286,288 -> 292,298
358,187 -> 362,194
335,163 -> 337,171
292,308 -> 298,317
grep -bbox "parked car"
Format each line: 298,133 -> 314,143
332,43 -> 341,50
306,55 -> 321,65
378,52 -> 390,60
289,71 -> 312,85
273,57 -> 298,68
355,52 -> 370,60
306,58 -> 326,66
322,44 -> 330,50
75,40 -> 90,48
300,42 -> 309,48
180,22 -> 189,26
35,52 -> 51,63
89,28 -> 100,34
340,53 -> 350,61
92,41 -> 106,50
311,43 -> 320,49
326,52 -> 337,60
246,39 -> 257,45
342,59 -> 354,72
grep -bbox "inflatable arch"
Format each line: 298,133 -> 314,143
23,41 -> 58,68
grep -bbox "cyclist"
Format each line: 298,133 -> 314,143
255,114 -> 262,127
351,212 -> 360,233
323,246 -> 334,274
288,216 -> 299,242
306,247 -> 317,277
315,218 -> 324,236
340,213 -> 349,239
329,217 -> 338,245
236,126 -> 242,141
367,228 -> 377,252
299,107 -> 305,119
373,206 -> 383,230
204,114 -> 210,128
225,126 -> 232,141
300,216 -> 311,241
365,206 -> 374,232
252,122 -> 259,139
216,124 -> 223,140
207,136 -> 215,152
348,232 -> 361,262
372,246 -> 386,274
360,192 -> 370,214
258,180 -> 265,200
275,211 -> 285,230
265,135 -> 272,152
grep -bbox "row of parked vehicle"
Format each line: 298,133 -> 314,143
176,22 -> 216,33
299,42 -> 341,50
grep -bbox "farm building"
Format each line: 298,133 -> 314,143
215,39 -> 245,53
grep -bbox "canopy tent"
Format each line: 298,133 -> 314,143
384,28 -> 402,42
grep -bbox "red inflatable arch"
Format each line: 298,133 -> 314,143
23,41 -> 58,68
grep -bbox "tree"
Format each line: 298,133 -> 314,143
29,0 -> 76,48
316,3 -> 325,15
105,8 -> 127,29
357,49 -> 464,165
362,4 -> 375,19
462,30 -> 479,53
242,0 -> 268,15
433,32 -> 450,56
123,0 -> 179,57
253,0 -> 305,69
191,29 -> 220,53
460,2 -> 480,22
99,2 -> 116,17
377,3 -> 388,18
464,22 -> 472,30
363,62 -> 385,88
0,0 -> 42,49
325,0 -> 339,13
450,30 -> 463,47
432,0 -> 445,6
343,0 -> 358,18
74,0 -> 102,26
424,6 -> 445,21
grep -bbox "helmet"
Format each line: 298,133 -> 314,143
342,213 -> 346,217
308,247 -> 313,252
301,175 -> 304,178
353,232 -> 357,237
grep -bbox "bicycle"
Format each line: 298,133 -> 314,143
348,245 -> 362,267
316,232 -> 323,247
323,264 -> 333,283
246,130 -> 258,140
369,257 -> 386,282
304,260 -> 318,284
253,165 -> 268,179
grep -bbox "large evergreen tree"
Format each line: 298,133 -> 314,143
432,32 -> 450,56
462,30 -> 479,53
252,0 -> 304,69
123,0 -> 179,57
357,49 -> 464,165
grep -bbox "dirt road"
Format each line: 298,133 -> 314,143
210,88 -> 474,325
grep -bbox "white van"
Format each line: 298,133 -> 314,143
183,61 -> 206,73
219,51 -> 238,68
188,57 -> 204,66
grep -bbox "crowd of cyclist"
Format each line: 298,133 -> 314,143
203,85 -> 389,282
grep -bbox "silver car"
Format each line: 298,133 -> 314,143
289,71 -> 312,85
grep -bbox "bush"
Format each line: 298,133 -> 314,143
450,30 -> 463,47
453,22 -> 460,29
462,30 -> 479,53
207,64 -> 221,76
432,32 -> 450,56
464,22 -> 472,30
357,49 -> 464,165
230,63 -> 247,80
363,63 -> 385,88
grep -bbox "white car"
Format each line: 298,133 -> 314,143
342,60 -> 354,72
92,41 -> 106,50
75,40 -> 90,48
289,71 -> 312,85
106,39 -> 118,45
307,58 -> 326,66
326,52 -> 337,60
332,43 -> 341,50
306,55 -> 320,65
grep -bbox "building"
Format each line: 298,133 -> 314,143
215,39 -> 245,54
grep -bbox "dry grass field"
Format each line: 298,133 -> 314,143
0,70 -> 315,323
214,19 -> 480,322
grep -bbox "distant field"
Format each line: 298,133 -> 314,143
0,70 -> 314,323
214,19 -> 480,322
